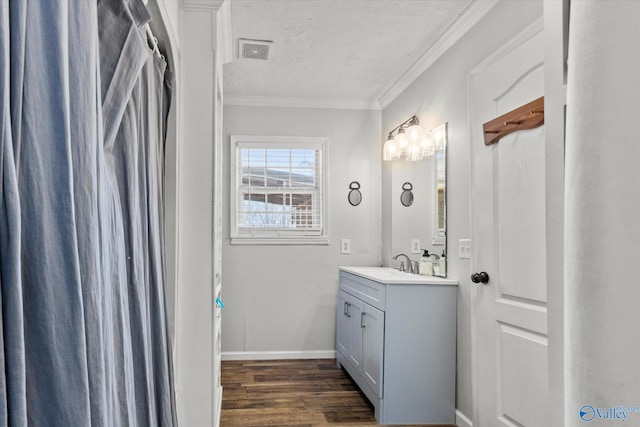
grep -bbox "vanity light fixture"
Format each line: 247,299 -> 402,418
383,115 -> 442,161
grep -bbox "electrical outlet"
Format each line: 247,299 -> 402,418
411,239 -> 421,254
458,239 -> 471,259
341,239 -> 351,254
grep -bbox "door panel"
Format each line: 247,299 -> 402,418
498,323 -> 549,427
348,297 -> 364,370
362,304 -> 384,397
336,291 -> 350,356
470,23 -> 549,427
497,125 -> 547,304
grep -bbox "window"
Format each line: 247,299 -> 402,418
230,135 -> 328,244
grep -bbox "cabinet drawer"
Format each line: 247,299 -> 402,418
339,271 -> 386,311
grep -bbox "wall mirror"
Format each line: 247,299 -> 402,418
400,182 -> 414,207
390,122 -> 447,276
348,181 -> 362,206
433,123 -> 447,247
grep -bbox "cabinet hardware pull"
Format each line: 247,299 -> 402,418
344,301 -> 348,316
346,302 -> 352,317
361,312 -> 366,328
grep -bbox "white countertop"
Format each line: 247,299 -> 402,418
339,266 -> 458,286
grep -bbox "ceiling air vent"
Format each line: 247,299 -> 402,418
239,39 -> 273,61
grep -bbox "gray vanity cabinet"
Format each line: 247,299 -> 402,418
336,268 -> 457,425
337,289 -> 384,397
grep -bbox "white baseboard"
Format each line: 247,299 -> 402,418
456,409 -> 473,427
221,350 -> 337,361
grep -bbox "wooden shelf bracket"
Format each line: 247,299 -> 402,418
482,96 -> 544,146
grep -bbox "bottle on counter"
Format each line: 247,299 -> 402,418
419,250 -> 433,276
439,251 -> 447,276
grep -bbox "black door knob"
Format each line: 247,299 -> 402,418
471,272 -> 490,284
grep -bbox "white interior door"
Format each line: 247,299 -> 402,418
470,22 -> 549,427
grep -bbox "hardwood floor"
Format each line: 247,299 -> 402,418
220,359 -> 456,427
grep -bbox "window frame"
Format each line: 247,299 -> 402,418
230,135 -> 330,245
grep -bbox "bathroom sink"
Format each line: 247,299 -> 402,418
339,266 -> 458,285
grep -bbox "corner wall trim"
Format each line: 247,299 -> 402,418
221,350 -> 337,361
456,409 -> 473,427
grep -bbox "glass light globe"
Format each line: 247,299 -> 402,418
421,135 -> 435,157
433,129 -> 443,151
407,138 -> 423,161
395,128 -> 409,157
406,123 -> 425,144
383,136 -> 400,161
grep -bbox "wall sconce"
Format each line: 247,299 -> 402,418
383,116 -> 444,161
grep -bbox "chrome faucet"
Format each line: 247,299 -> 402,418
393,253 -> 416,274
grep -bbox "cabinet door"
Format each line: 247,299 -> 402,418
336,291 -> 350,356
362,303 -> 384,397
347,297 -> 364,371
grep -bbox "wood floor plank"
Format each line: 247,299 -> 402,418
220,358 -> 457,427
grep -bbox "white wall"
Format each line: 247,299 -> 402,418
221,105 -> 381,357
381,0 -> 543,419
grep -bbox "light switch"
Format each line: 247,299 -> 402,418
341,239 -> 351,254
458,239 -> 471,259
411,239 -> 421,254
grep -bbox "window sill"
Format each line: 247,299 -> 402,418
230,236 -> 330,246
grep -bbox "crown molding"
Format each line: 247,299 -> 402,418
224,95 -> 381,111
378,0 -> 500,109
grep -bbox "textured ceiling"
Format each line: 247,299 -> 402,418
223,0 -> 475,105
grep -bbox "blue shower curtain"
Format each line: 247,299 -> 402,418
0,0 -> 177,425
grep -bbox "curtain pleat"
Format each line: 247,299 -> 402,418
145,56 -> 177,427
0,0 -> 177,425
0,1 -> 27,425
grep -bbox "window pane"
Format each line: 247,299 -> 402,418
240,192 -> 318,229
243,149 -> 266,167
290,168 -> 315,187
265,149 -> 290,168
241,149 -> 266,187
291,149 -> 315,167
265,169 -> 289,188
290,194 -> 314,227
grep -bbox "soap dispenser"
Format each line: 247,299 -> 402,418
419,250 -> 433,276
439,251 -> 447,276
